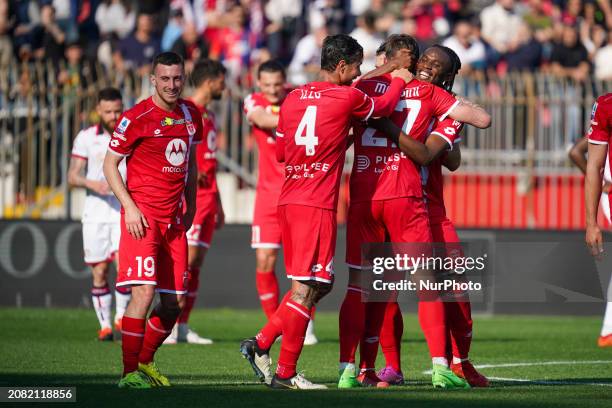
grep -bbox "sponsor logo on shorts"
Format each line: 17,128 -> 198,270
165,138 -> 187,166
117,117 -> 131,133
356,155 -> 370,172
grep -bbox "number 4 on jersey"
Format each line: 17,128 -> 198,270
295,106 -> 319,156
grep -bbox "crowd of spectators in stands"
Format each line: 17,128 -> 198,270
2,0 -> 612,86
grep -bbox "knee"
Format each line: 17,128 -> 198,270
255,249 -> 277,271
314,283 -> 333,302
131,285 -> 155,308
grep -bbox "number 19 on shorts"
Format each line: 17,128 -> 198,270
128,256 -> 156,278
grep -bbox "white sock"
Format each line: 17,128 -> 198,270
602,301 -> 612,336
432,357 -> 449,367
114,290 -> 131,322
339,362 -> 355,372
306,319 -> 315,336
91,286 -> 112,329
453,356 -> 468,365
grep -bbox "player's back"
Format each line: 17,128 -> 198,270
351,78 -> 458,202
277,81 -> 374,210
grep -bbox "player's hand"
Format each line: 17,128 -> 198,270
183,208 -> 196,231
86,180 -> 111,195
389,48 -> 413,70
586,224 -> 604,259
390,67 -> 413,83
197,172 -> 209,188
215,206 -> 225,230
125,205 -> 149,240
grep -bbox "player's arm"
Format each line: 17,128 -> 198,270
443,145 -> 461,171
68,156 -> 111,195
368,118 -> 449,166
447,98 -> 491,129
247,108 -> 279,130
585,142 -> 607,257
568,137 -> 588,175
183,148 -> 198,230
368,69 -> 413,118
103,151 -> 149,239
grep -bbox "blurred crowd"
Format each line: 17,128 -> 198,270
2,0 -> 612,88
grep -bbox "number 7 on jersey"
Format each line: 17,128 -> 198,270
295,106 -> 319,156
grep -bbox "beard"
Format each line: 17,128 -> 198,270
101,120 -> 116,134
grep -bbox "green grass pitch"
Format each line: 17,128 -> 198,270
1,308 -> 611,407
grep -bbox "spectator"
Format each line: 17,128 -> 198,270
171,22 -> 209,72
309,0 -> 345,34
58,40 -> 96,90
264,0 -> 302,64
521,0 -> 555,44
0,0 -> 12,65
209,4 -> 252,82
161,3 -> 186,51
594,30 -> 612,80
287,23 -> 328,85
349,11 -> 383,73
505,22 -> 542,72
550,23 -> 590,81
113,13 -> 160,75
32,4 -> 65,65
480,0 -> 523,54
52,0 -> 77,42
442,20 -> 486,73
96,0 -> 135,39
12,0 -> 41,60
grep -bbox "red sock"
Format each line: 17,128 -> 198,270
255,270 -> 279,319
339,285 -> 366,363
178,266 -> 200,324
276,298 -> 311,379
359,301 -> 387,370
256,291 -> 291,350
138,310 -> 176,364
380,301 -> 403,371
418,300 -> 447,359
121,316 -> 145,375
445,300 -> 473,360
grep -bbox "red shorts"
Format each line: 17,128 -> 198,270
252,191 -> 282,248
346,197 -> 432,268
186,193 -> 217,248
278,204 -> 336,283
116,215 -> 189,294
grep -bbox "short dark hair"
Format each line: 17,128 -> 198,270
257,60 -> 286,79
191,59 -> 227,87
383,34 -> 420,60
152,52 -> 184,71
321,34 -> 363,72
98,87 -> 122,103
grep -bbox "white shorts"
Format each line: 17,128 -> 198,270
82,222 -> 120,264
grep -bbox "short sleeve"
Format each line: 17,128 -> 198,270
349,87 -> 375,122
71,130 -> 89,160
431,118 -> 464,149
431,86 -> 459,121
588,99 -> 610,145
108,114 -> 139,156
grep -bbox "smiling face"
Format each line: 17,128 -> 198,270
151,63 -> 185,108
416,47 -> 453,87
338,59 -> 363,85
257,71 -> 285,104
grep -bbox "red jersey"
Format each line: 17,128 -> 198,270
108,96 -> 203,224
424,118 -> 463,219
277,78 -> 405,210
193,104 -> 218,196
350,77 -> 459,202
244,92 -> 284,194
